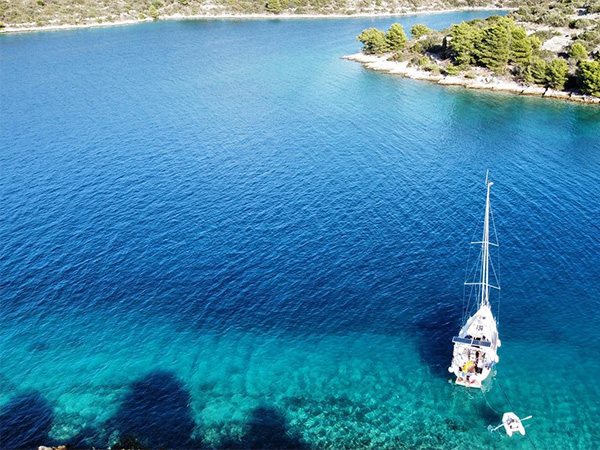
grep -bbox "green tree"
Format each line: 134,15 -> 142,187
546,58 -> 569,90
510,27 -> 532,64
148,4 -> 159,19
523,56 -> 548,84
386,24 -> 408,51
357,28 -> 388,54
476,20 -> 511,71
449,22 -> 481,66
569,42 -> 588,61
443,64 -> 461,75
265,0 -> 282,14
528,35 -> 542,51
578,60 -> 600,96
410,24 -> 431,39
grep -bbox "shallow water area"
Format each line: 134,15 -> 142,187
1,12 -> 600,450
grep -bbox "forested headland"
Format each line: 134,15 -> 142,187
353,0 -> 600,99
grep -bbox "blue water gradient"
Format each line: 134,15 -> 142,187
1,12 -> 600,449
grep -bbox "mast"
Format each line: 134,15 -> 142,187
481,171 -> 493,308
464,171 -> 500,306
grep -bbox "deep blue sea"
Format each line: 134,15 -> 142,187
1,12 -> 600,450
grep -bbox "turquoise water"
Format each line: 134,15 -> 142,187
1,12 -> 600,450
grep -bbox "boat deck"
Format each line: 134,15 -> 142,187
455,377 -> 482,389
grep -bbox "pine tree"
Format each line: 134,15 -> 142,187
357,28 -> 388,55
410,24 -> 431,39
510,27 -> 532,64
386,24 -> 408,51
578,61 -> 600,96
546,58 -> 569,90
569,43 -> 588,62
524,56 -> 548,84
449,22 -> 481,66
476,21 -> 511,72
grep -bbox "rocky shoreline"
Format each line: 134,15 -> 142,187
343,53 -> 600,104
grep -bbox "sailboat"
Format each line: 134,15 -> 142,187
448,172 -> 501,388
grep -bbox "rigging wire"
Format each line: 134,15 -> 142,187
481,387 -> 502,415
462,207 -> 486,324
489,202 -> 501,326
483,378 -> 538,450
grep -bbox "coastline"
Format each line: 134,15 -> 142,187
343,53 -> 600,105
0,7 -> 512,35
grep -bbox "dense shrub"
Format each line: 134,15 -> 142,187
265,0 -> 282,14
546,58 -> 569,89
529,35 -> 542,51
532,30 -> 559,42
537,11 -> 569,27
585,1 -> 600,14
569,42 -> 589,61
357,28 -> 388,54
575,29 -> 600,52
410,24 -> 431,39
386,24 -> 408,51
148,4 -> 159,18
443,64 -> 462,75
578,60 -> 600,95
414,56 -> 440,73
523,56 -> 549,84
569,18 -> 593,29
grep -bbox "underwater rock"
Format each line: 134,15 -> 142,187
112,434 -> 149,450
444,418 -> 467,432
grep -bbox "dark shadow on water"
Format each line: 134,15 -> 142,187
0,392 -> 54,450
108,370 -> 196,449
64,426 -> 106,450
412,295 -> 462,379
476,399 -> 502,425
220,406 -> 309,450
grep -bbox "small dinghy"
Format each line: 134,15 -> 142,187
502,412 -> 527,437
